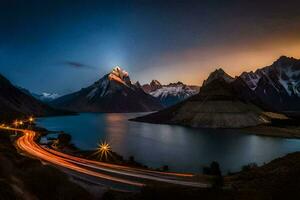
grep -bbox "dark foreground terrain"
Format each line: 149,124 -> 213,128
0,130 -> 93,200
103,151 -> 300,200
2,128 -> 300,200
228,151 -> 300,200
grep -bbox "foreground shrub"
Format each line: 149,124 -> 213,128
241,163 -> 258,172
203,161 -> 223,188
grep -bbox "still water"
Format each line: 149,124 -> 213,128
37,113 -> 300,173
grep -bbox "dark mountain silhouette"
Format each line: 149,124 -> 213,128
142,80 -> 162,93
0,74 -> 67,121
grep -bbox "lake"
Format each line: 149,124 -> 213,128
37,113 -> 300,173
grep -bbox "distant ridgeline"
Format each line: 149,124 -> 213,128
142,80 -> 200,107
133,56 -> 300,128
142,56 -> 300,114
50,66 -> 163,112
0,74 -> 67,121
1,56 -> 299,122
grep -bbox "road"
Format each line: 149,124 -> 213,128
1,126 -> 210,191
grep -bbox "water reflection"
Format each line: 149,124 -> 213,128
104,113 -> 128,151
37,113 -> 300,173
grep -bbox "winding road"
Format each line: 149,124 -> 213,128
1,126 -> 209,191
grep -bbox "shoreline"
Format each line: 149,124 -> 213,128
242,125 -> 300,139
3,123 -> 300,199
35,116 -> 300,177
39,111 -> 300,139
36,121 -> 300,177
38,126 -> 178,173
131,117 -> 300,139
11,126 -> 211,190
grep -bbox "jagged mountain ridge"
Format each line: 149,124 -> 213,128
239,56 -> 300,113
142,80 -> 199,107
132,56 -> 299,128
197,56 -> 300,113
51,66 -> 163,112
142,80 -> 162,93
17,86 -> 60,102
133,72 -> 277,128
202,68 -> 234,86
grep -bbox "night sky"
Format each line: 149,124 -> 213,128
1,0 -> 300,94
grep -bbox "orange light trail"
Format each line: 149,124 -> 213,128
1,126 -> 209,190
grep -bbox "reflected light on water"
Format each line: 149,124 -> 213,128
104,113 -> 128,151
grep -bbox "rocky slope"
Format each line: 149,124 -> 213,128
51,66 -> 163,112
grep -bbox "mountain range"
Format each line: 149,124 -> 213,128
0,74 -> 67,121
239,56 -> 300,115
133,56 -> 300,127
1,56 -> 299,122
142,80 -> 199,107
132,70 -> 276,128
47,56 -> 300,116
188,56 -> 300,115
17,87 -> 60,102
51,66 -> 163,112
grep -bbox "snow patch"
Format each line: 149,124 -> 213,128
150,85 -> 198,99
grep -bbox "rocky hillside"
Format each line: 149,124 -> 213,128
0,74 -> 67,121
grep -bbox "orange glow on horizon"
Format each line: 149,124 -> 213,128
141,37 -> 300,87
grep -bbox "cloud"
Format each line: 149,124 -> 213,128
62,61 -> 95,69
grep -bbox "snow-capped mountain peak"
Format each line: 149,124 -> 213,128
241,56 -> 300,97
240,71 -> 261,90
85,66 -> 134,99
39,92 -> 60,101
143,80 -> 199,107
51,66 -> 162,112
150,84 -> 197,99
108,66 -> 131,85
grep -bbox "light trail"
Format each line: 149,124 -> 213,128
1,126 -> 209,190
